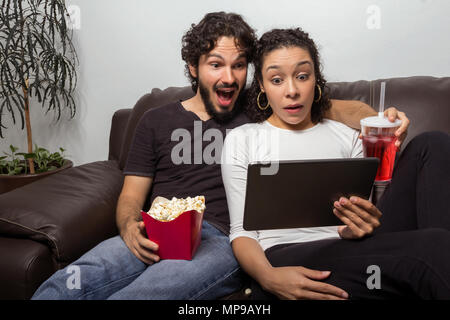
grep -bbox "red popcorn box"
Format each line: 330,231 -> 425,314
141,209 -> 203,260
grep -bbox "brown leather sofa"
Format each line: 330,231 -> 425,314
0,76 -> 449,300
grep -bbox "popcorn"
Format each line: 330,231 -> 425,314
147,196 -> 206,222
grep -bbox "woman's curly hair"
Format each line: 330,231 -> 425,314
181,12 -> 257,93
245,28 -> 331,123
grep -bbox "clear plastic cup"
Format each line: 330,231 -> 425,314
360,113 -> 402,182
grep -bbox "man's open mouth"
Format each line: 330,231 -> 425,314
216,88 -> 236,107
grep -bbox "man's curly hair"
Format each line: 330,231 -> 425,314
181,12 -> 257,93
245,28 -> 331,123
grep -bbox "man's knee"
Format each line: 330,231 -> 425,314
32,267 -> 75,299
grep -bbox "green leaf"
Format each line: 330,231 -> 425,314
23,153 -> 36,159
41,150 -> 50,158
14,167 -> 24,175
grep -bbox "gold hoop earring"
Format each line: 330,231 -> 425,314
257,91 -> 271,111
314,84 -> 322,103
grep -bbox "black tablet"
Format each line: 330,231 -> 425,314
243,158 -> 379,231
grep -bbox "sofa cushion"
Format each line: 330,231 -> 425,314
0,160 -> 123,264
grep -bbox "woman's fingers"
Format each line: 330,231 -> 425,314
349,197 -> 382,220
304,280 -> 349,299
298,267 -> 330,280
384,107 -> 410,148
334,201 -> 372,234
290,267 -> 349,300
299,268 -> 349,299
333,209 -> 366,238
300,290 -> 347,300
394,111 -> 410,147
384,107 -> 398,121
335,198 -> 381,224
271,267 -> 350,300
333,196 -> 382,238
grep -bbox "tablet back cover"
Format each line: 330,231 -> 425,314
243,158 -> 379,231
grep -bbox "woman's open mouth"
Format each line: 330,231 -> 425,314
284,104 -> 303,114
216,88 -> 236,107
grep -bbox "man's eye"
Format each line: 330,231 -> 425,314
211,63 -> 220,68
234,63 -> 244,69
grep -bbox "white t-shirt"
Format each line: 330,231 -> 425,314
221,119 -> 363,251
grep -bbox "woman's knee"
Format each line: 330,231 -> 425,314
421,227 -> 449,241
405,131 -> 450,153
410,228 -> 450,254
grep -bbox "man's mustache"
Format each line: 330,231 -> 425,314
214,83 -> 239,90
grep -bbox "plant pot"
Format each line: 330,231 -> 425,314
0,160 -> 73,195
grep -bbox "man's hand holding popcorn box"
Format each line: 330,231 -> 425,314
141,196 -> 206,260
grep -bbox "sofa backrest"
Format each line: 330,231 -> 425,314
113,76 -> 450,169
328,76 -> 450,147
117,87 -> 194,169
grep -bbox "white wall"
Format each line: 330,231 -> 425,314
2,0 -> 449,165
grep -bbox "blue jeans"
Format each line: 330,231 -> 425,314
32,221 -> 244,300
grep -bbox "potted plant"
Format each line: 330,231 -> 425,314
0,0 -> 78,193
0,144 -> 73,193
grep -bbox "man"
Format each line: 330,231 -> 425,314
32,12 -> 408,300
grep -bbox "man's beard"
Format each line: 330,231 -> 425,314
198,80 -> 245,124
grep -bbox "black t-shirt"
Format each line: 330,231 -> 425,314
124,101 -> 250,235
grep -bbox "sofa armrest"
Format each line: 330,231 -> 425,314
0,160 -> 124,265
0,237 -> 56,300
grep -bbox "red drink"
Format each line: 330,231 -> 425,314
361,114 -> 401,182
363,134 -> 398,181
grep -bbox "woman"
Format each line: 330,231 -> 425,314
221,28 -> 450,300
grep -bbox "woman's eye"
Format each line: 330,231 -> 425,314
211,63 -> 220,68
271,78 -> 282,85
297,74 -> 309,80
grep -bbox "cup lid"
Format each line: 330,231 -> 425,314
360,113 -> 402,128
